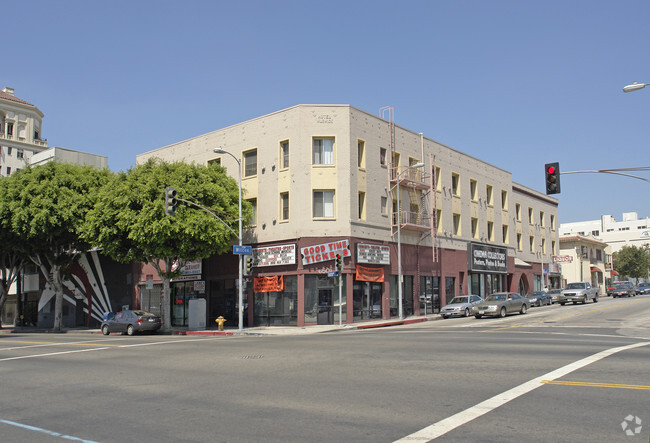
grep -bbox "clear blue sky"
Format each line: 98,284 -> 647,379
4,0 -> 649,224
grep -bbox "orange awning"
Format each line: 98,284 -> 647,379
590,266 -> 602,273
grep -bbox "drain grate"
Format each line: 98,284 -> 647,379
241,355 -> 264,359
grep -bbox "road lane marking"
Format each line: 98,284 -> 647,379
394,341 -> 650,442
542,380 -> 650,390
0,419 -> 99,443
0,347 -> 109,362
0,339 -> 125,350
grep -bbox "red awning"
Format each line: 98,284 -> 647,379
610,270 -> 619,276
590,266 -> 602,273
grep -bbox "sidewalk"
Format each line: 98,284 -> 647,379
0,315 -> 441,337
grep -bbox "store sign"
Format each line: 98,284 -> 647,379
553,255 -> 573,263
181,260 -> 202,275
356,243 -> 390,265
253,244 -> 296,267
194,280 -> 206,293
548,263 -> 561,274
253,276 -> 285,293
301,239 -> 350,265
467,243 -> 507,274
356,265 -> 385,282
640,230 -> 650,239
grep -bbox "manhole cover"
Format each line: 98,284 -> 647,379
241,355 -> 264,359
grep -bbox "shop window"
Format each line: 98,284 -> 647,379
445,277 -> 456,304
254,275 -> 298,326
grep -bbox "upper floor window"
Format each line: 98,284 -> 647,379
16,149 -> 23,159
280,140 -> 289,169
501,190 -> 508,210
244,149 -> 257,177
502,224 -> 509,244
34,130 -> 39,140
7,147 -> 12,156
487,221 -> 494,241
358,192 -> 366,220
516,204 -> 521,221
313,190 -> 334,218
471,217 -> 479,239
528,207 -> 533,224
381,196 -> 388,216
380,147 -> 387,166
486,185 -> 493,206
550,214 -> 556,230
470,179 -> 478,201
312,138 -> 334,165
453,213 -> 461,236
6,122 -> 13,137
540,211 -> 545,227
451,173 -> 460,196
434,166 -> 441,191
280,192 -> 289,221
357,140 -> 365,169
247,198 -> 257,226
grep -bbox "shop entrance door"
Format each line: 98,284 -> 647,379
317,289 -> 333,325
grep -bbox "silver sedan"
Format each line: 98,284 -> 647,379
440,295 -> 483,318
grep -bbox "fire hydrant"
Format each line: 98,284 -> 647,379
216,316 -> 227,331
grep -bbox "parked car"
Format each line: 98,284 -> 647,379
610,281 -> 636,298
101,310 -> 162,335
635,282 -> 650,295
606,281 -> 624,296
547,288 -> 563,304
559,282 -> 599,305
471,292 -> 529,318
525,291 -> 552,307
440,295 -> 483,318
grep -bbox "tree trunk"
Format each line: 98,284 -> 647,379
52,265 -> 64,332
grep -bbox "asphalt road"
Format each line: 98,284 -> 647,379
1,295 -> 649,443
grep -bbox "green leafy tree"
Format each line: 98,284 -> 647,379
612,244 -> 650,283
82,159 -> 250,330
0,178 -> 29,327
2,162 -> 112,331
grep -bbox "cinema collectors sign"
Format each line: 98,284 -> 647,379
468,243 -> 508,274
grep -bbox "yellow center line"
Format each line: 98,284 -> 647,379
542,380 -> 650,390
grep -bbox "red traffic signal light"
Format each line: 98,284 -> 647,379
335,253 -> 343,271
544,162 -> 560,195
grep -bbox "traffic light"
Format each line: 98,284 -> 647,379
544,162 -> 561,195
335,253 -> 343,271
244,256 -> 254,275
164,187 -> 178,216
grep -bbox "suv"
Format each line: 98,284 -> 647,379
610,281 -> 636,298
559,282 -> 599,305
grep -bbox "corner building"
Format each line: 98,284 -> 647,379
137,105 -> 558,327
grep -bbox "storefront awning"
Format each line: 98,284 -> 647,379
590,266 -> 602,273
514,258 -> 532,268
610,270 -> 619,276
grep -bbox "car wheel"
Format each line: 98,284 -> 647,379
520,304 -> 528,315
126,325 -> 135,336
102,325 -> 110,336
593,296 -> 598,303
474,315 -> 482,319
464,308 -> 470,317
499,307 -> 507,318
560,302 -> 565,306
582,297 -> 586,304
441,315 -> 449,319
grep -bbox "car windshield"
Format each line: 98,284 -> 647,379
486,294 -> 506,301
566,283 -> 586,289
449,297 -> 469,304
638,283 -> 650,287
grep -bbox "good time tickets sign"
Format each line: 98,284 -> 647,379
301,239 -> 351,265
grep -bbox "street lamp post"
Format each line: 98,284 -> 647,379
213,148 -> 244,332
396,162 -> 425,319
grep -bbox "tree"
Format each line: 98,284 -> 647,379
82,159 -> 250,331
2,162 -> 112,331
0,178 -> 29,328
612,244 -> 650,283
